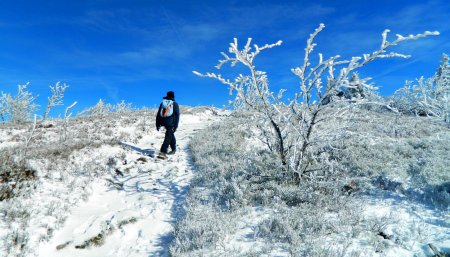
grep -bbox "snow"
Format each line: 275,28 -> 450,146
214,207 -> 290,257
1,109 -> 449,256
0,110 -> 220,257
34,114 -> 218,257
358,192 -> 450,257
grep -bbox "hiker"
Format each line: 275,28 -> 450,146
156,91 -> 180,159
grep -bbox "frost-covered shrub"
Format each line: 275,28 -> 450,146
195,24 -> 439,178
78,99 -> 112,117
3,83 -> 39,124
340,73 -> 388,113
423,182 -> 450,208
173,106 -> 450,255
78,99 -> 135,117
170,201 -> 234,254
171,120 -> 254,255
59,101 -> 77,143
43,82 -> 68,120
113,100 -> 133,113
321,72 -> 381,105
171,117 -> 364,255
2,82 -> 73,123
3,223 -> 29,257
256,204 -> 361,256
391,54 -> 450,122
0,150 -> 36,201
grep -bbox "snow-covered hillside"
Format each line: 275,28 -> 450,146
0,107 -> 222,257
1,107 -> 449,257
170,111 -> 450,257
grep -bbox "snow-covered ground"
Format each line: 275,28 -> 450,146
168,114 -> 450,257
1,108 -> 449,257
36,113 -> 218,257
0,109 -> 222,257
356,190 -> 450,257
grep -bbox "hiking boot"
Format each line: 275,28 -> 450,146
167,150 -> 176,155
157,152 -> 167,159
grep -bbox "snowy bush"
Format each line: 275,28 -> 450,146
0,150 -> 36,201
43,82 -> 69,120
78,99 -> 135,117
391,53 -> 450,122
194,24 -> 439,178
171,104 -> 450,256
113,100 -> 133,113
1,82 -> 74,124
340,73 -> 385,112
59,101 -> 77,142
3,83 -> 39,124
171,117 -> 365,256
78,99 -> 112,117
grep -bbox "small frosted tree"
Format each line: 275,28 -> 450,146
195,24 -> 439,178
391,53 -> 450,122
60,101 -> 77,143
342,73 -> 379,101
289,25 -> 439,174
43,82 -> 69,120
114,100 -> 133,113
8,83 -> 39,124
78,99 -> 112,117
194,38 -> 290,165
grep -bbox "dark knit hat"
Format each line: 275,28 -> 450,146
166,91 -> 175,100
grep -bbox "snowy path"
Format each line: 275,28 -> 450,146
37,115 -> 214,257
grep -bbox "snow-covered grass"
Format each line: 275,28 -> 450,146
0,107 -> 222,257
170,117 -> 362,256
171,110 -> 450,257
1,106 -> 448,257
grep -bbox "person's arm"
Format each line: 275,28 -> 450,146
173,102 -> 180,130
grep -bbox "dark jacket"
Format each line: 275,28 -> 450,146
156,97 -> 180,129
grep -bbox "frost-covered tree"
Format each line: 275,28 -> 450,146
194,24 -> 439,177
60,101 -> 77,142
43,82 -> 69,120
194,38 -> 290,165
391,53 -> 450,122
8,83 -> 39,124
114,100 -> 133,113
78,99 -> 112,117
342,73 -> 379,101
289,25 -> 440,174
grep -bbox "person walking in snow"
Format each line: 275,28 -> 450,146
156,91 -> 180,159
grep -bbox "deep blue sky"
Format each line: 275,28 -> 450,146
0,0 -> 449,115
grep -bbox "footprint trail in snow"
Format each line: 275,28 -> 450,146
37,115 -> 217,257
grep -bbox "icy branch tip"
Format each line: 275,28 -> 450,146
68,101 -> 78,108
192,71 -> 202,76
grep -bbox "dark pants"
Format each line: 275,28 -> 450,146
160,126 -> 176,153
